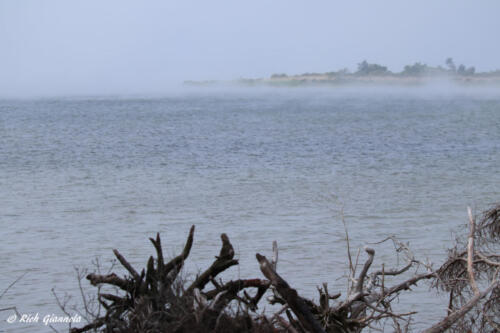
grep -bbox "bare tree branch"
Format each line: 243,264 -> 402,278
467,207 -> 480,295
256,253 -> 326,333
423,280 -> 499,333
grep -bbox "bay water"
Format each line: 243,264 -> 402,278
1,87 -> 500,331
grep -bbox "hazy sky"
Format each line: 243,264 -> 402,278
1,0 -> 499,96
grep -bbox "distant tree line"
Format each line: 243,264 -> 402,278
355,58 -> 476,76
270,58 -> 496,79
356,60 -> 390,75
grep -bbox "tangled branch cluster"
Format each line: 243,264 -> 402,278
432,205 -> 500,332
66,205 -> 499,333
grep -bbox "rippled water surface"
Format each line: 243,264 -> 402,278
1,89 -> 500,331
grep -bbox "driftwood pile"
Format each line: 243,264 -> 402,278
431,206 -> 500,332
68,205 -> 500,333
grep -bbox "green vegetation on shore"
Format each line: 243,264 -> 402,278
185,58 -> 500,87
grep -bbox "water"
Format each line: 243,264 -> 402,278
1,88 -> 500,331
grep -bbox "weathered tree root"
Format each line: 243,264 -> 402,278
71,204 -> 500,333
71,229 -> 433,333
256,253 -> 325,333
71,226 -> 274,333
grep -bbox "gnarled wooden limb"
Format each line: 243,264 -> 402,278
149,232 -> 164,274
272,240 -> 279,270
113,249 -> 140,282
466,207 -> 480,295
99,293 -> 125,304
187,233 -> 238,293
204,278 -> 270,299
163,225 -> 195,277
86,273 -> 133,292
423,279 -> 499,333
256,253 -> 326,333
334,247 -> 375,313
246,281 -> 270,309
356,247 -> 375,294
378,272 -> 435,302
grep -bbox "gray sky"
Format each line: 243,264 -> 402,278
1,0 -> 499,96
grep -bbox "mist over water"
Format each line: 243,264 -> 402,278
1,89 -> 500,331
2,0 -> 500,331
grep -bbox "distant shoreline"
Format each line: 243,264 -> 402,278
185,74 -> 500,88
185,59 -> 500,88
